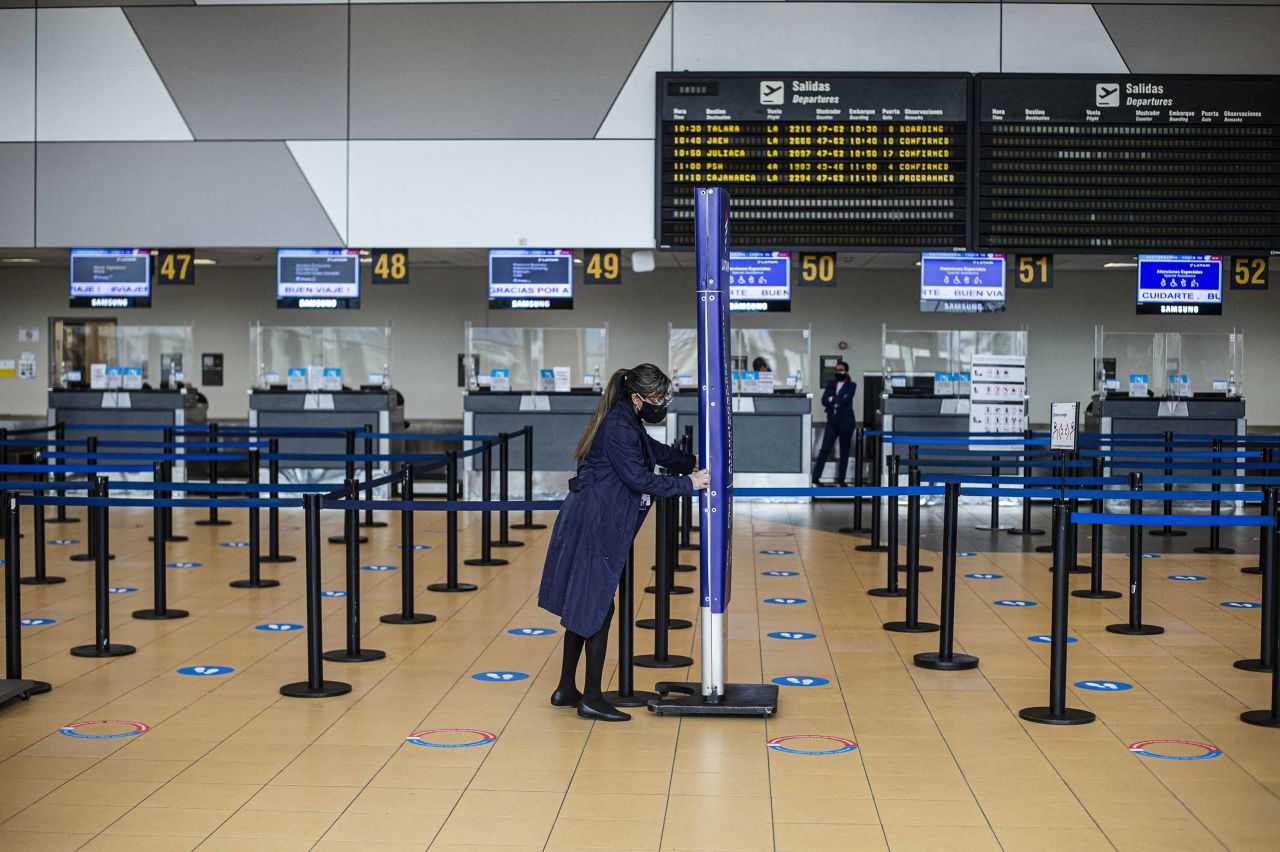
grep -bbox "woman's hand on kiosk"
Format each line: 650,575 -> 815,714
689,469 -> 711,490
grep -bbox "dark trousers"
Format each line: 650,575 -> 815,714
812,416 -> 856,484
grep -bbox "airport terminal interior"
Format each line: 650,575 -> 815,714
2,1 -> 1280,850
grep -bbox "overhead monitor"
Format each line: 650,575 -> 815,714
70,249 -> 151,308
276,248 -> 361,309
920,252 -> 1006,313
729,251 -> 791,312
488,249 -> 574,310
1136,254 -> 1223,315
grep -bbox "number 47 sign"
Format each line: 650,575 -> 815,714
1051,401 -> 1078,452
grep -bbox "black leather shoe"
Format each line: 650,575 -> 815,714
577,698 -> 630,722
550,687 -> 581,708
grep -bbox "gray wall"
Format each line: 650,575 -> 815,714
2,265 -> 1277,426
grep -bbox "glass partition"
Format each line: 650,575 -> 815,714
115,325 -> 196,388
1094,328 -> 1242,397
668,326 -> 698,389
882,327 -> 1027,389
667,326 -> 812,393
465,324 -> 609,391
251,323 -> 393,389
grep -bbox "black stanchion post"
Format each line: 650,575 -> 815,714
1107,473 -> 1163,635
465,440 -> 507,567
647,490 -> 693,594
261,438 -> 295,564
71,478 -> 135,658
638,495 -> 692,632
49,421 -> 77,525
324,479 -> 386,663
1150,430 -> 1185,537
4,492 -> 52,696
1010,428 -> 1045,537
359,424 -> 387,529
1075,457 -> 1120,598
840,426 -> 871,535
429,451 -> 476,593
975,455 -> 1008,531
281,493 -> 351,697
634,496 -> 693,668
511,426 -> 546,530
492,432 -> 521,548
71,437 -> 110,562
1241,487 -> 1280,727
21,468 -> 64,585
1195,439 -> 1234,555
1243,447 -> 1272,576
856,435 -> 888,552
603,546 -> 659,707
1020,500 -> 1095,725
134,461 -> 189,620
328,430 -> 367,544
159,426 -> 186,542
899,447 -> 933,573
383,464 -> 436,625
916,482 -> 977,670
0,428 -> 7,540
1035,452 -> 1068,554
230,450 -> 278,589
1236,484 -> 1277,673
884,465 -> 939,634
1066,493 -> 1091,574
196,422 -> 231,526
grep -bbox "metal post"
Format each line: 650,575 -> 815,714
323,479 -> 386,663
71,478 -> 135,658
1107,473 -> 1163,635
383,464 -> 436,624
465,440 -> 507,566
1150,430 -> 1184,537
1067,495 -> 1090,574
21,469 -> 64,585
975,455 -> 1008,531
492,432 -> 520,548
856,435 -> 887,552
196,422 -> 231,526
1010,428 -> 1045,537
511,426 -> 546,530
1244,447 -> 1274,575
49,421 -> 77,525
261,438 -> 295,563
634,496 -> 693,668
1241,489 -> 1280,727
916,482 -> 977,670
0,429 -> 7,541
429,451 -> 476,593
901,447 -> 933,572
867,458 -> 906,595
70,437 -> 108,562
134,461 -> 188,619
328,430 -> 367,544
1075,457 -> 1120,599
884,465 -> 939,634
840,426 -> 870,535
280,493 -> 351,697
230,450 -> 277,589
4,493 -> 51,695
1236,485 -> 1278,673
1194,439 -> 1234,554
159,426 -> 186,542
359,424 -> 387,529
603,546 -> 659,706
1019,500 -> 1095,725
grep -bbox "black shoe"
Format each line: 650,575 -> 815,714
551,687 -> 581,708
835,481 -> 847,488
577,697 -> 630,722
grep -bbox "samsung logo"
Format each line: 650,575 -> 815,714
298,298 -> 338,308
90,298 -> 130,308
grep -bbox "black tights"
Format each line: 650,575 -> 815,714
558,603 -> 614,702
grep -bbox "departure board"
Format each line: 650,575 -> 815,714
976,74 -> 1280,252
657,73 -> 971,251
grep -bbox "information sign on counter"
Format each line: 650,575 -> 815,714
286,368 -> 306,391
489,369 -> 511,392
70,249 -> 151,308
489,249 -> 573,310
1129,374 -> 1150,397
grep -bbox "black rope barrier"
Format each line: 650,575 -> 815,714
915,481 -> 977,670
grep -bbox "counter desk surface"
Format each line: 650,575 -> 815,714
249,388 -> 405,472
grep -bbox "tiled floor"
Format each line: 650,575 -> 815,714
1,500 -> 1277,850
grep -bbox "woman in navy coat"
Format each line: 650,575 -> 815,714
538,364 -> 708,721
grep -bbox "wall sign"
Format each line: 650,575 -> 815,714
155,249 -> 196,285
371,249 -> 409,285
1014,254 -> 1053,288
798,253 -> 837,287
202,353 -> 224,386
1230,255 -> 1269,290
583,249 -> 622,285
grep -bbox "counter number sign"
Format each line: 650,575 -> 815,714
1230,256 -> 1268,290
1015,255 -> 1053,289
371,249 -> 409,285
1051,401 -> 1078,451
798,253 -> 837,287
156,249 -> 195,285
583,249 -> 622,285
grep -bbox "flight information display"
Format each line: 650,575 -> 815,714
657,73 -> 971,251
70,249 -> 151,308
488,249 -> 574,310
920,252 -> 1006,313
976,74 -> 1280,252
1136,254 -> 1223,315
729,251 -> 790,312
277,249 -> 360,309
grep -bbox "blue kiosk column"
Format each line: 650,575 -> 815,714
651,187 -> 778,717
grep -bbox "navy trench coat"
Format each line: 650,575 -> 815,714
538,401 -> 695,637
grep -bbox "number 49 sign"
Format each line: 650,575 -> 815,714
1050,401 -> 1078,452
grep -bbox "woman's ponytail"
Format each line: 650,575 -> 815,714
573,368 -> 631,460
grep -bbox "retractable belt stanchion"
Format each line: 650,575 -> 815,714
648,486 -> 693,595
49,421 -> 78,525
868,459 -> 906,597
1036,452 -> 1069,554
359,424 -> 387,529
196,423 -> 231,527
133,461 -> 189,620
856,436 -> 888,552
511,426 -> 546,530
916,481 -> 977,670
1067,495 -> 1090,574
464,439 -> 507,567
280,492 -> 351,698
155,426 -> 186,543
901,447 -> 932,572
429,451 -> 476,593
884,466 -> 939,634
1150,430 -> 1185,537
1010,428 -> 1045,537
1195,439 -> 1235,555
261,438 -> 295,564
1107,473 -> 1163,635
640,492 -> 692,630
679,426 -> 698,550
323,478 -> 385,663
3,492 -> 51,700
840,426 -> 871,535
634,495 -> 693,669
975,455 -> 1009,531
21,468 -> 63,585
382,464 -> 436,625
1243,447 -> 1273,576
491,432 -> 521,548
1241,487 -> 1280,728
1019,499 -> 1095,725
328,430 -> 367,545
230,449 -> 278,589
1236,485 -> 1277,674
603,546 -> 659,707
71,478 -> 135,658
1075,457 -> 1120,599
71,437 -> 113,562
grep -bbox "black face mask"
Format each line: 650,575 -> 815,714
638,401 -> 668,424
835,372 -> 848,381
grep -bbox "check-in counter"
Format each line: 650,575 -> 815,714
1086,395 -> 1246,478
463,390 -> 601,498
669,391 -> 812,487
49,387 -> 208,480
249,388 -> 405,476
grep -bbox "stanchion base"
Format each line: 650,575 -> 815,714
975,525 -> 1014,532
1106,623 -> 1164,636
380,612 -> 437,625
1034,545 -> 1055,553
280,679 -> 351,698
259,555 -> 297,564
132,608 -> 189,620
914,652 -> 979,671
70,553 -> 115,562
359,521 -> 389,529
603,689 -> 660,708
427,582 -> 478,593
195,520 -> 233,527
633,654 -> 693,669
47,517 -> 80,524
1240,709 -> 1280,728
491,540 -> 524,549
1241,566 -> 1262,575
70,643 -> 135,658
645,585 -> 694,595
230,578 -> 280,589
883,620 -> 940,634
855,544 -> 889,553
1148,529 -> 1186,537
678,543 -> 699,552
1193,547 -> 1236,554
636,618 -> 692,630
1019,706 -> 1095,725
838,526 -> 872,536
148,535 -> 189,543
1008,528 -> 1045,537
673,563 -> 696,573
1072,589 -> 1122,599
511,523 -> 547,530
322,648 -> 387,663
649,682 -> 778,717
464,557 -> 508,566
1069,565 -> 1092,575
1233,658 -> 1273,673
896,564 -> 935,573
868,587 -> 907,598
0,679 -> 49,705
328,535 -> 369,545
20,575 -> 66,585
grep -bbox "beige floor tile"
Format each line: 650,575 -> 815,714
0,830 -> 95,851
433,815 -> 553,847
142,782 -> 261,810
242,785 -> 361,813
38,779 -> 164,808
658,819 -> 775,851
1104,827 -> 1226,851
668,772 -> 770,799
80,835 -> 202,852
869,775 -> 973,801
876,798 -> 989,827
323,810 -> 447,843
664,795 -> 774,825
994,827 -> 1113,852
557,792 -> 668,822
546,817 -> 664,849
569,770 -> 672,796
773,796 -> 881,824
980,799 -> 1097,829
451,789 -> 566,819
775,822 -> 888,851
210,809 -> 338,842
102,806 -> 235,837
348,786 -> 463,815
2,802 -> 128,834
883,825 -> 1002,851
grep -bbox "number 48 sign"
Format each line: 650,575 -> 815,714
371,249 -> 409,285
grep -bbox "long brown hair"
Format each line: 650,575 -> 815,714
572,364 -> 672,460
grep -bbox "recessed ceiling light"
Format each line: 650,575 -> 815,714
1,258 -> 39,263
359,249 -> 371,257
1103,261 -> 1137,268
573,257 -> 583,265
193,258 -> 217,266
